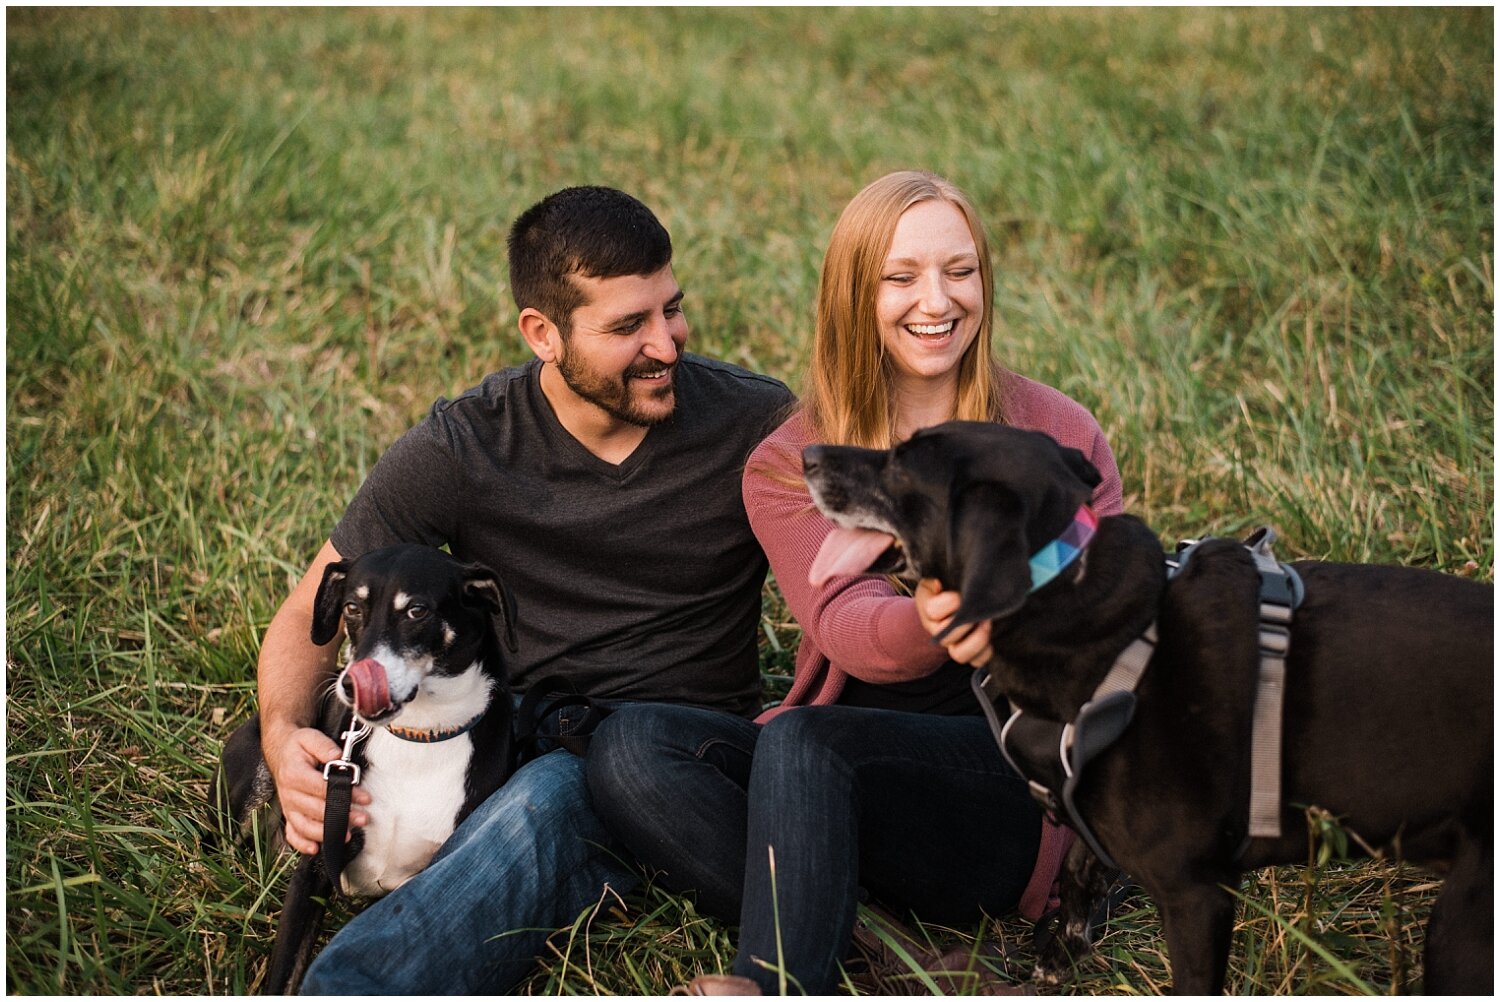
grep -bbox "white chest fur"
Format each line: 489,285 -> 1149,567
336,662 -> 493,897
339,729 -> 472,896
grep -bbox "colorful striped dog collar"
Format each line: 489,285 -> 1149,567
1028,504 -> 1099,593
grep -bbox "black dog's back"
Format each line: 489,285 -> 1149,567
1254,559 -> 1490,993
213,697 -> 350,847
1130,544 -> 1492,865
1268,561 -> 1492,866
1091,540 -> 1492,991
213,713 -> 276,844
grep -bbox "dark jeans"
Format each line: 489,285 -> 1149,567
587,703 -> 1042,994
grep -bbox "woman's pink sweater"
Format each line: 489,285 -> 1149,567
743,370 -> 1125,921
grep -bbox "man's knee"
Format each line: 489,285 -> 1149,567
587,705 -> 652,769
588,705 -> 756,819
586,705 -> 682,815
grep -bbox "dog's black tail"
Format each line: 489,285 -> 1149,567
264,855 -> 331,995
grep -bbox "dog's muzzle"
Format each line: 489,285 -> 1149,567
341,658 -> 397,719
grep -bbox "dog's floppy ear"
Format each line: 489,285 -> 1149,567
1059,445 -> 1101,491
939,481 -> 1034,638
311,561 -> 350,646
463,564 -> 519,653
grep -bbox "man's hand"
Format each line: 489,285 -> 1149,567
915,578 -> 994,668
266,726 -> 371,856
255,540 -> 371,855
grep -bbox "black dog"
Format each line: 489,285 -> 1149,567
214,545 -> 518,994
802,421 -> 1492,994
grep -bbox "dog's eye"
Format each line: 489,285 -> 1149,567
342,601 -> 362,619
406,605 -> 430,621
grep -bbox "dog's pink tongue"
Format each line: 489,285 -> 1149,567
346,658 -> 392,718
809,526 -> 895,586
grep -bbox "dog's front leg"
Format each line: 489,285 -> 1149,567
1155,878 -> 1237,995
1422,831 -> 1493,994
1033,838 -> 1112,985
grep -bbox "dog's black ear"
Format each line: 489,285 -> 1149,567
939,482 -> 1034,637
1059,445 -> 1101,490
310,561 -> 350,646
463,564 -> 519,653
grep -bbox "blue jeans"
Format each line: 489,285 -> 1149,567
302,748 -> 637,993
587,704 -> 1042,995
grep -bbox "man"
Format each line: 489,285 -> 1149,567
255,186 -> 793,992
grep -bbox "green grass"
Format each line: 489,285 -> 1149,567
7,7 -> 1491,995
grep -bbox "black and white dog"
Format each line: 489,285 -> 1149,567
214,544 -> 519,994
802,422 -> 1492,994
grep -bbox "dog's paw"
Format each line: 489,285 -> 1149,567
1031,961 -> 1068,988
1032,922 -> 1091,987
1033,945 -> 1080,987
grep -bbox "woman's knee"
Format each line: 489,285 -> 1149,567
753,707 -> 865,791
757,706 -> 869,759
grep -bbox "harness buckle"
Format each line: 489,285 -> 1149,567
1259,622 -> 1291,658
1165,538 -> 1201,577
1260,600 -> 1294,625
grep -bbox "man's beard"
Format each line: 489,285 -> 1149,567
556,349 -> 677,427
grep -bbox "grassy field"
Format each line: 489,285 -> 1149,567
6,7 -> 1492,995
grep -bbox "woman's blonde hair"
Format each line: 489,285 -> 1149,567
802,170 -> 1004,449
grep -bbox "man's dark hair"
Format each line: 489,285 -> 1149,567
507,186 -> 673,335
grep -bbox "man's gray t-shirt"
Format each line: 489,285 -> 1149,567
330,354 -> 793,718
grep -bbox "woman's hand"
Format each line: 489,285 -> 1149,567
915,578 -> 995,668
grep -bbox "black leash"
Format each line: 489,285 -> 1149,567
320,714 -> 369,893
513,674 -> 613,762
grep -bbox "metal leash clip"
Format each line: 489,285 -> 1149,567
323,719 -> 371,785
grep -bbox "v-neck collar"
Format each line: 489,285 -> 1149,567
527,361 -> 664,483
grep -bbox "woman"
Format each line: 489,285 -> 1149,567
587,171 -> 1123,994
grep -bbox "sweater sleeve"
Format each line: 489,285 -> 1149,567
1002,371 -> 1125,517
743,422 -> 949,685
1084,424 -> 1124,517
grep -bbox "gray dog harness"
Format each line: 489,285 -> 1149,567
973,526 -> 1305,870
